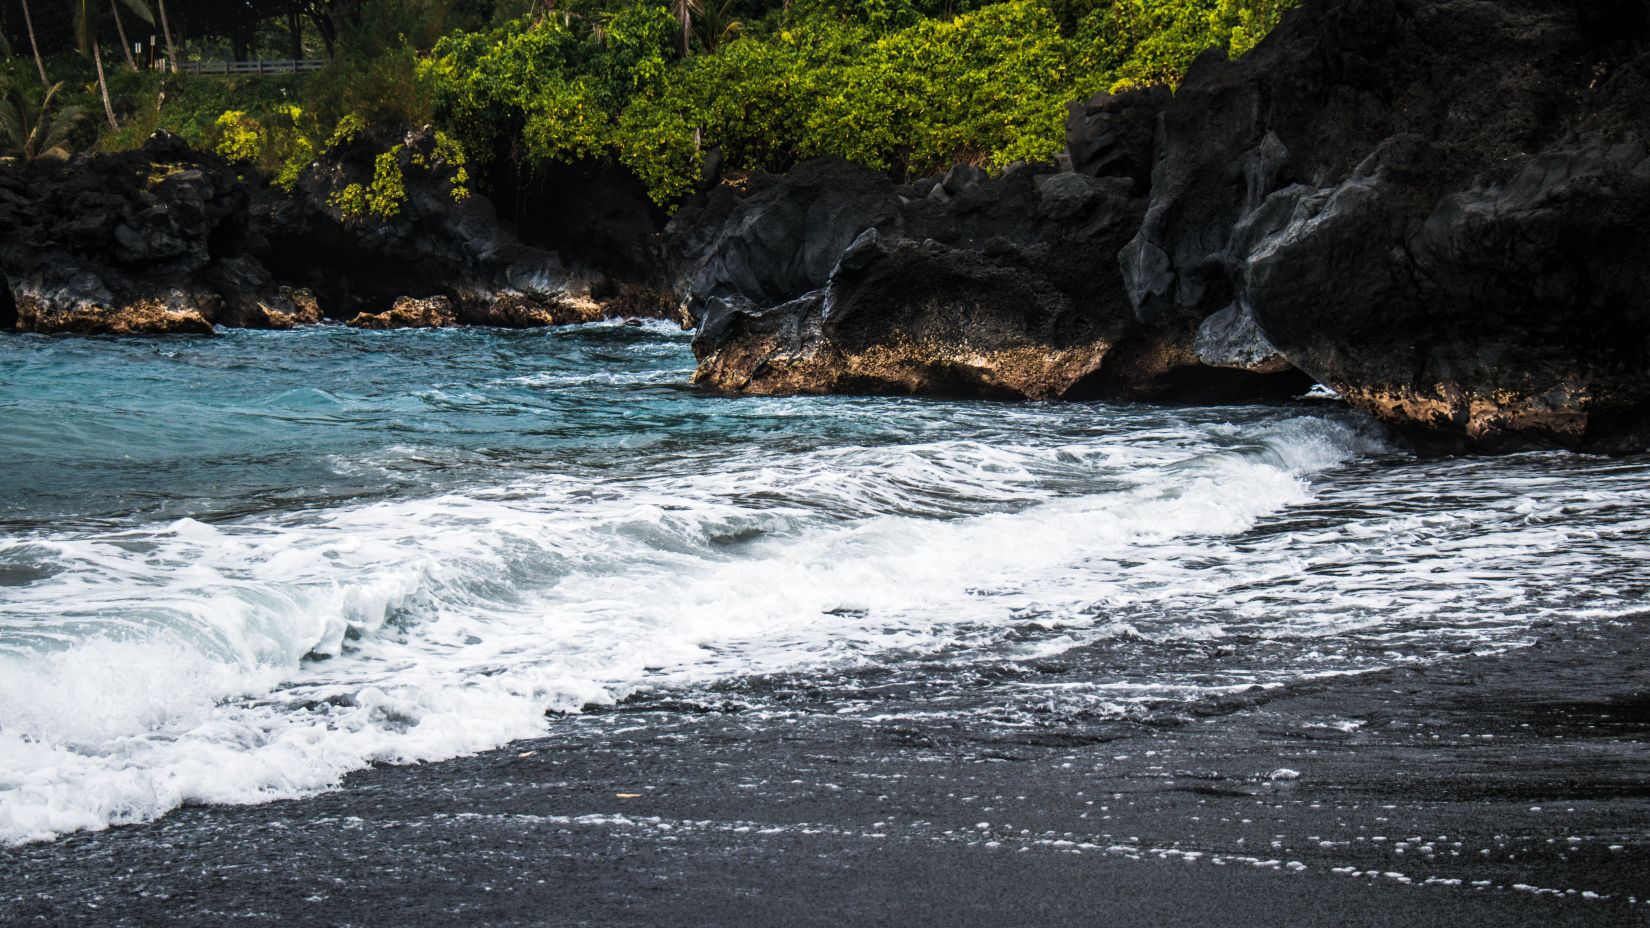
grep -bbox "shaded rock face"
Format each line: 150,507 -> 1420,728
0,268 -> 14,330
0,134 -> 312,335
1125,0 -> 1650,449
673,154 -> 1309,401
1065,85 -> 1168,195
253,128 -> 675,327
668,157 -> 901,329
489,158 -> 672,311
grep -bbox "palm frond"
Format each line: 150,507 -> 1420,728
35,110 -> 86,159
0,81 -> 85,160
694,0 -> 742,53
71,0 -> 97,54
118,0 -> 154,26
0,82 -> 26,152
32,82 -> 84,159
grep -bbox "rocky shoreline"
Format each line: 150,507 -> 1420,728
670,0 -> 1650,452
4,0 -> 1649,452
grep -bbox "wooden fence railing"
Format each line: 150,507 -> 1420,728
180,59 -> 325,76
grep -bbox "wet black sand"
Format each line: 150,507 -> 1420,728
5,614 -> 1647,927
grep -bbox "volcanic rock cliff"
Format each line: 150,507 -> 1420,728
0,134 -> 305,334
0,129 -> 672,334
1126,0 -> 1650,451
674,0 -> 1650,451
671,149 -> 1308,402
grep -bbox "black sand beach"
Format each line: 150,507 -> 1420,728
7,614 -> 1645,927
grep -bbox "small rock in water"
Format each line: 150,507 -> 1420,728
1268,768 -> 1302,781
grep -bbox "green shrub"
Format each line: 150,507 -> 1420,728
330,149 -> 407,220
804,1 -> 1074,173
212,109 -> 264,163
206,104 -> 320,189
1075,0 -> 1296,93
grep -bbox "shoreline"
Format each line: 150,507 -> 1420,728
6,613 -> 1645,926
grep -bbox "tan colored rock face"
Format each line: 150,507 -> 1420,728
249,288 -> 323,330
1335,381 -> 1593,444
346,296 -> 458,330
481,293 -> 573,328
695,332 -> 1113,400
16,297 -> 214,335
281,289 -> 324,326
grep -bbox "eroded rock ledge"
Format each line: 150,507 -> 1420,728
672,0 -> 1650,451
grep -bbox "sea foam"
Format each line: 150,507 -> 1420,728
5,329 -> 1646,847
0,416 -> 1373,845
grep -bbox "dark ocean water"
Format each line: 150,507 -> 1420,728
3,323 -> 1648,846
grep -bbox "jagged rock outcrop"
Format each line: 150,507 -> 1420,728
668,157 -> 901,331
672,154 -> 1309,401
1065,85 -> 1168,195
346,295 -> 458,329
1124,0 -> 1650,450
679,0 -> 1650,449
0,134 -> 314,334
694,224 -> 1116,400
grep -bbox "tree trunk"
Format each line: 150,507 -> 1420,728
94,41 -> 118,130
111,0 -> 138,70
288,10 -> 302,60
307,7 -> 337,57
158,0 -> 177,73
21,0 -> 49,87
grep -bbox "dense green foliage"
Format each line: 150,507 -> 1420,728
418,0 -> 1297,204
2,0 -> 1297,209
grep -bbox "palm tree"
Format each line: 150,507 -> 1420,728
585,10 -> 611,50
111,0 -> 139,71
19,0 -> 50,87
71,0 -> 154,130
694,0 -> 741,54
671,0 -> 700,58
0,79 -> 89,160
157,0 -> 177,73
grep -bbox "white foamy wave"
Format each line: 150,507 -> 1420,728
1,417 -> 1377,845
505,369 -> 685,387
557,316 -> 690,336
